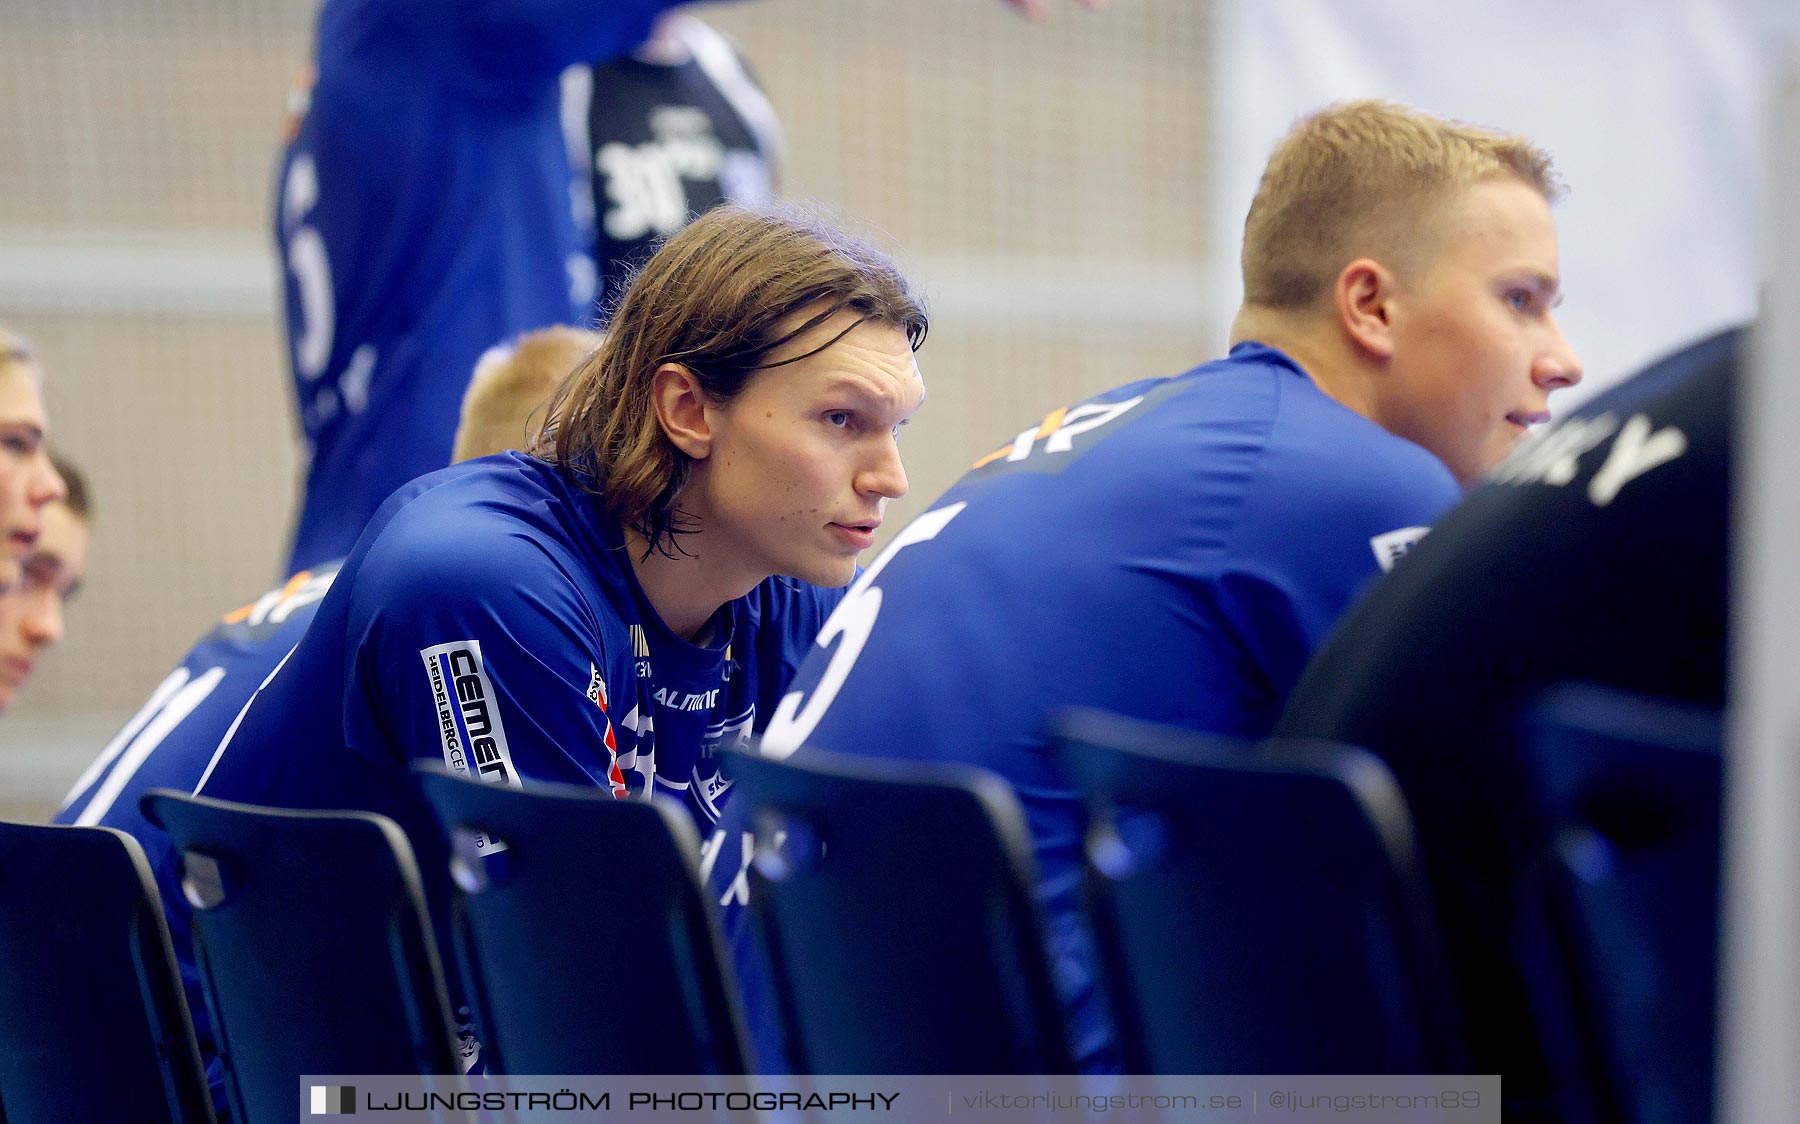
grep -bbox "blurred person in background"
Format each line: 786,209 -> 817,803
572,9 -> 782,317
276,0 -> 721,574
717,99 -> 1584,1072
0,453 -> 90,714
56,323 -> 602,1107
0,328 -> 68,595
279,0 -> 1097,575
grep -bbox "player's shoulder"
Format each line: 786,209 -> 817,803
357,455 -> 607,602
1261,380 -> 1459,514
200,559 -> 343,652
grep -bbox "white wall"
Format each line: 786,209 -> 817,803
1208,0 -> 1788,407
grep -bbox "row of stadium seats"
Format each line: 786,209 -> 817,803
0,683 -> 1718,1124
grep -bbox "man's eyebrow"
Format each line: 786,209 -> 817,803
822,375 -> 917,406
821,375 -> 882,396
1509,270 -> 1564,308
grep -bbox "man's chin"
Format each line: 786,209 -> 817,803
784,555 -> 860,589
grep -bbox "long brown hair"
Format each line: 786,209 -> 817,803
535,204 -> 927,556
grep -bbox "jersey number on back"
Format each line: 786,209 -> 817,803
761,502 -> 967,757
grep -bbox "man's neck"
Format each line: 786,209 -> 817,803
622,525 -> 753,644
1229,303 -> 1379,423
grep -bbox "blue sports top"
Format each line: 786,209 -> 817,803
277,0 -> 694,572
719,342 -> 1463,1070
204,451 -> 842,848
55,561 -> 341,1108
56,561 -> 339,842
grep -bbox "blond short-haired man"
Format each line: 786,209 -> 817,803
740,99 -> 1583,1071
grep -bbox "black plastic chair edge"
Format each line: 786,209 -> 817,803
720,741 -> 1076,1074
0,819 -> 217,1124
409,763 -> 753,1076
139,788 -> 464,1086
1050,707 -> 1469,1073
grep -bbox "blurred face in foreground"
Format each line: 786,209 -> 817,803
0,500 -> 89,712
0,360 -> 66,592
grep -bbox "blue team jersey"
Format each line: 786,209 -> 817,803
55,562 -> 340,1110
56,562 -> 339,840
278,0 -> 689,572
722,342 -> 1463,1070
205,450 -> 841,856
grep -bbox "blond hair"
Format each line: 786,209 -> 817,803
1241,99 -> 1562,310
535,203 -> 927,557
453,326 -> 603,463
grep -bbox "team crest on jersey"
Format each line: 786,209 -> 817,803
1369,526 -> 1431,572
586,663 -> 627,798
421,640 -> 519,787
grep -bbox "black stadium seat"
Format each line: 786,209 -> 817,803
414,766 -> 749,1075
1053,707 -> 1467,1074
1519,684 -> 1724,1124
141,791 -> 461,1124
0,820 -> 214,1124
722,745 -> 1073,1074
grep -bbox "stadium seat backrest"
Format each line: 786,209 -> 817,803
721,745 -> 1073,1074
1052,707 -> 1467,1074
1520,684 -> 1723,1124
140,790 -> 459,1124
414,766 -> 748,1074
0,820 -> 214,1123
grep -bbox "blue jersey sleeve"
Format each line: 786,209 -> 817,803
344,518 -> 631,802
330,0 -> 687,81
452,0 -> 680,79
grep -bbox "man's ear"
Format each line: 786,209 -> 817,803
1335,258 -> 1399,361
651,363 -> 713,459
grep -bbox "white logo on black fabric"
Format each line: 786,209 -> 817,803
1370,526 -> 1431,572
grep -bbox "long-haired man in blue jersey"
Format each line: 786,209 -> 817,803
202,205 -> 929,1082
717,100 -> 1585,1072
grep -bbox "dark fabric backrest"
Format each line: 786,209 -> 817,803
1520,684 -> 1723,1124
722,745 -> 1072,1075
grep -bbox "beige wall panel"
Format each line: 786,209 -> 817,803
3,0 -> 1218,806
